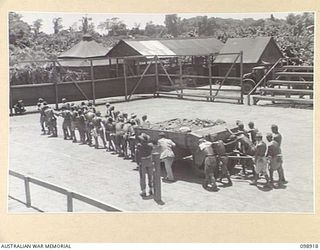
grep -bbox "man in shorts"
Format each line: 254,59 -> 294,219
250,133 -> 271,187
271,124 -> 282,146
248,121 -> 259,144
199,138 -> 219,191
92,111 -> 107,149
211,139 -> 233,186
266,133 -> 287,186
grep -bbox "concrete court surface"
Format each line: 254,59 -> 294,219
8,97 -> 314,212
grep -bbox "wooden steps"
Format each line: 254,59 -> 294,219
267,80 -> 313,87
252,95 -> 313,105
259,87 -> 313,96
249,63 -> 314,107
156,91 -> 241,102
275,71 -> 313,78
280,65 -> 313,71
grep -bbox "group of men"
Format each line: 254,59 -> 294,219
199,121 -> 286,192
37,98 -> 152,160
36,98 -> 286,196
36,97 -> 177,198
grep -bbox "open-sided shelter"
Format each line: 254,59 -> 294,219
106,37 -> 224,77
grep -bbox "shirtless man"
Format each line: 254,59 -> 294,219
211,139 -> 233,186
44,106 -> 58,137
60,106 -> 72,140
266,133 -> 287,185
37,98 -> 46,134
115,116 -> 125,156
141,115 -> 151,129
250,133 -> 271,188
70,107 -> 79,142
271,124 -> 282,146
248,121 -> 259,144
122,119 -> 133,158
85,110 -> 95,146
78,110 -> 87,144
92,111 -> 107,149
102,116 -> 115,152
198,138 -> 219,191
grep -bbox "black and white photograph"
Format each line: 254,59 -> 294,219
8,11 -> 314,213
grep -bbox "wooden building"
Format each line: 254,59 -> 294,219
57,34 -> 119,79
214,36 -> 283,76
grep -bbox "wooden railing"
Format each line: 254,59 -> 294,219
247,57 -> 283,105
9,170 -> 122,212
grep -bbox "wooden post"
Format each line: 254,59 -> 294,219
155,56 -> 159,96
239,51 -> 244,104
123,59 -> 128,101
152,153 -> 161,203
90,59 -> 96,105
67,192 -> 73,212
53,61 -> 59,110
179,57 -> 183,98
116,58 -> 119,77
208,55 -> 213,101
24,177 -> 31,207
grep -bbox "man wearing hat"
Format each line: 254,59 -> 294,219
60,97 -> 70,110
105,102 -> 111,117
87,100 -> 96,113
199,138 -> 219,191
37,98 -> 46,133
157,132 -> 176,182
131,113 -> 141,127
41,101 -> 50,134
141,115 -> 151,129
250,133 -> 271,187
266,133 -> 287,185
135,133 -> 154,197
14,100 -> 26,115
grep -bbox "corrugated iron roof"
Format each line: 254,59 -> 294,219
110,37 -> 224,56
58,58 -> 119,67
160,38 -> 223,55
214,37 -> 275,63
123,40 -> 176,56
58,38 -> 111,59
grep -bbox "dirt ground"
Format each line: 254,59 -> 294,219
9,96 -> 314,212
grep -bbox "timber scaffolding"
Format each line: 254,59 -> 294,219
247,57 -> 314,107
9,51 -> 244,114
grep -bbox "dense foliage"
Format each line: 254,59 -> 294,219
9,12 -> 314,85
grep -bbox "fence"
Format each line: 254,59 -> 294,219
8,153 -> 162,212
154,52 -> 244,104
9,170 -> 122,212
10,52 -> 245,114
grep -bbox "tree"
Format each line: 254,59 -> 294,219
164,14 -> 179,37
98,17 -> 127,36
52,17 -> 63,34
80,16 -> 95,34
9,12 -> 32,46
144,21 -> 166,37
32,19 -> 42,38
